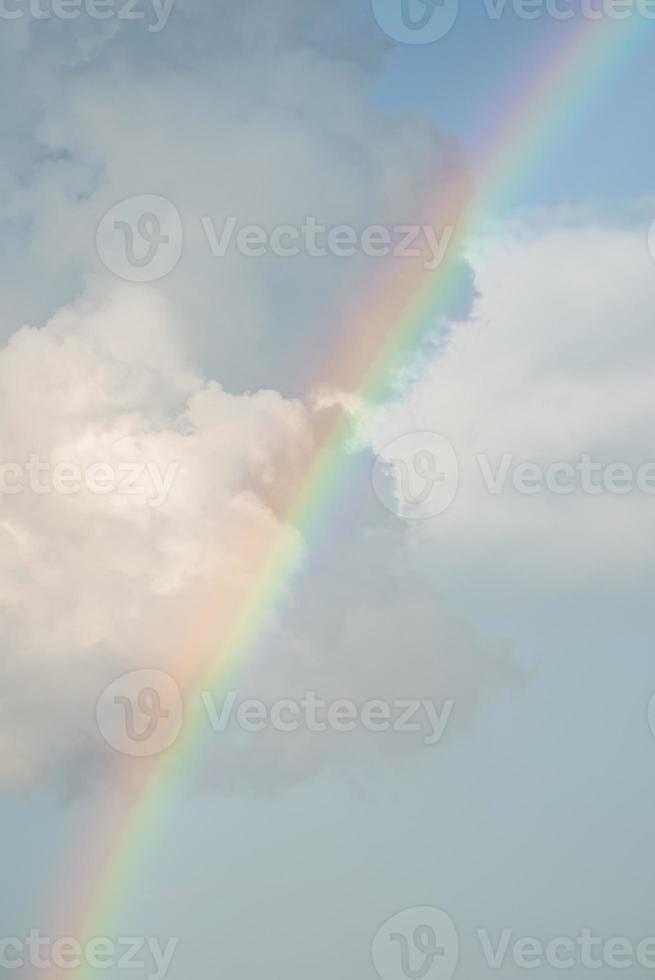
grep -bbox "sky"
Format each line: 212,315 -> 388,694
1,2 -> 655,979
374,2 -> 655,205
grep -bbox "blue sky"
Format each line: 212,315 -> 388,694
373,6 -> 655,207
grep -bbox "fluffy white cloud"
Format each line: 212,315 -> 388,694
0,285 -> 310,786
0,283 -> 520,791
363,220 -> 655,589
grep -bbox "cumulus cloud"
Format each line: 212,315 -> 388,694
0,0 -> 517,793
0,284 -> 521,791
362,219 -> 655,589
0,285 -> 310,787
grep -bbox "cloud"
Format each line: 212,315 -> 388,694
0,285 -> 309,787
361,219 -> 655,590
0,284 -> 520,791
0,0 -> 515,792
0,0 -> 467,392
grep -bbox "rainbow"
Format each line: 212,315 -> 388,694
49,12 -> 647,974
